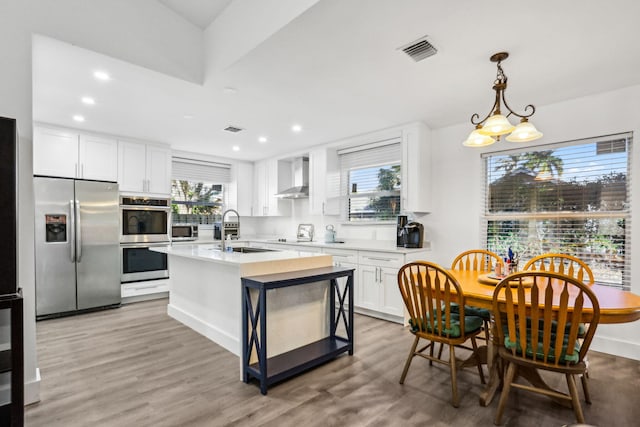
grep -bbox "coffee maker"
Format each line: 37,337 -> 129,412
396,215 -> 408,247
402,222 -> 424,248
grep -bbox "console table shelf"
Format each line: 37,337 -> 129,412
241,266 -> 354,395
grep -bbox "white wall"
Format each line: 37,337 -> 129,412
428,85 -> 640,360
0,0 -> 204,404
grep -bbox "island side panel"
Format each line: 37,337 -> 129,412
167,255 -> 243,355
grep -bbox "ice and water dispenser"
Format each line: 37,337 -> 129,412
45,214 -> 67,243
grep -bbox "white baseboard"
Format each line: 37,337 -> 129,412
25,368 -> 41,405
592,336 -> 640,361
167,304 -> 239,356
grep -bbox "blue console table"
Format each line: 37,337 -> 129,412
241,266 -> 354,395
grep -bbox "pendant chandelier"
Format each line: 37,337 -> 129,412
463,52 -> 543,147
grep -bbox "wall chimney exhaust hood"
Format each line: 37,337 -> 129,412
275,157 -> 309,199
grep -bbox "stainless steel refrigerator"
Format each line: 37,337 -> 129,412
34,177 -> 120,318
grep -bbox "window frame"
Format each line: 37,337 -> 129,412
481,133 -> 632,290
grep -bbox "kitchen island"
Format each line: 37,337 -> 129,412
152,244 -> 334,361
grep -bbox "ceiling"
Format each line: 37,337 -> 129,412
157,0 -> 231,30
32,0 -> 640,162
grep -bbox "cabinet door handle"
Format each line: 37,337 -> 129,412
75,163 -> 79,178
322,202 -> 325,215
81,163 -> 84,178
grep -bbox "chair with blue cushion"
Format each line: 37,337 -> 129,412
492,271 -> 600,425
397,261 -> 486,407
451,249 -> 504,340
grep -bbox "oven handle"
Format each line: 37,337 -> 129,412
120,242 -> 171,248
119,205 -> 172,211
69,200 -> 76,262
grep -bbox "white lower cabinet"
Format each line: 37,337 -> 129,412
121,279 -> 169,302
357,252 -> 406,320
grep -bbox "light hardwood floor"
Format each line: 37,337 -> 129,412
26,299 -> 640,426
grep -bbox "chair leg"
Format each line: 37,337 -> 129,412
567,374 -> 585,424
470,336 -> 485,384
449,344 -> 459,408
494,362 -> 517,425
429,337 -> 435,366
483,320 -> 490,341
437,342 -> 444,360
581,373 -> 591,404
399,335 -> 420,384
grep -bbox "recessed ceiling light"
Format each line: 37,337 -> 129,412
292,124 -> 302,133
81,96 -> 95,105
183,115 -> 194,119
232,145 -> 240,151
223,87 -> 238,94
93,70 -> 111,81
73,115 -> 85,122
258,136 -> 268,143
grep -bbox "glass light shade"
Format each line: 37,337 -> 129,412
463,128 -> 496,147
506,120 -> 543,142
478,114 -> 515,136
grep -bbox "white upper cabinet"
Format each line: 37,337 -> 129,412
401,122 -> 432,213
252,158 -> 291,216
145,145 -> 172,195
118,140 -> 171,196
33,126 -> 117,181
309,147 -> 340,216
227,161 -> 254,216
78,134 -> 118,181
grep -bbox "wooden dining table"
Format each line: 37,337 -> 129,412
447,269 -> 640,406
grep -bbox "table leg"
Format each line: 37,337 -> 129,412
479,319 -> 502,406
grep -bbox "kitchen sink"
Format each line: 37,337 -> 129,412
231,247 -> 275,253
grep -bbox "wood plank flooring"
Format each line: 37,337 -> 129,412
26,299 -> 640,426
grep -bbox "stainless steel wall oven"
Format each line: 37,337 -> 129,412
120,242 -> 169,283
120,196 -> 171,243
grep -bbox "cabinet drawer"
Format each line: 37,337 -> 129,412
358,251 -> 405,268
323,248 -> 358,264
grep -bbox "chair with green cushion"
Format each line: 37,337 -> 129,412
523,253 -> 595,402
398,261 -> 486,407
451,249 -> 504,340
492,271 -> 600,425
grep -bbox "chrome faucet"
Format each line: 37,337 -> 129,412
221,209 -> 239,252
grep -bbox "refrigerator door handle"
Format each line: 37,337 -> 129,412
69,199 -> 76,262
75,199 -> 82,262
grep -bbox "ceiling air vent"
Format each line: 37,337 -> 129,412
224,125 -> 244,133
400,36 -> 437,62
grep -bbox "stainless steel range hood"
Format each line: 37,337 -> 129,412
275,157 -> 309,199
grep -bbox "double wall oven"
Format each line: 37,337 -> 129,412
120,196 -> 171,282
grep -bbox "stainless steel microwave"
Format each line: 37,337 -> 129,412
172,224 -> 199,241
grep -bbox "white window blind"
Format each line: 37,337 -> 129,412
481,133 -> 632,289
172,157 -> 231,183
171,156 -> 230,224
338,138 -> 402,222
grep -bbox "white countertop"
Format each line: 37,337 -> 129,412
256,238 -> 430,253
169,237 -> 431,254
152,243 -> 329,265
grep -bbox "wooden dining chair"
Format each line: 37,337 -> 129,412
492,271 -> 600,425
397,261 -> 485,407
523,253 -> 596,401
451,249 -> 504,340
523,253 -> 595,285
